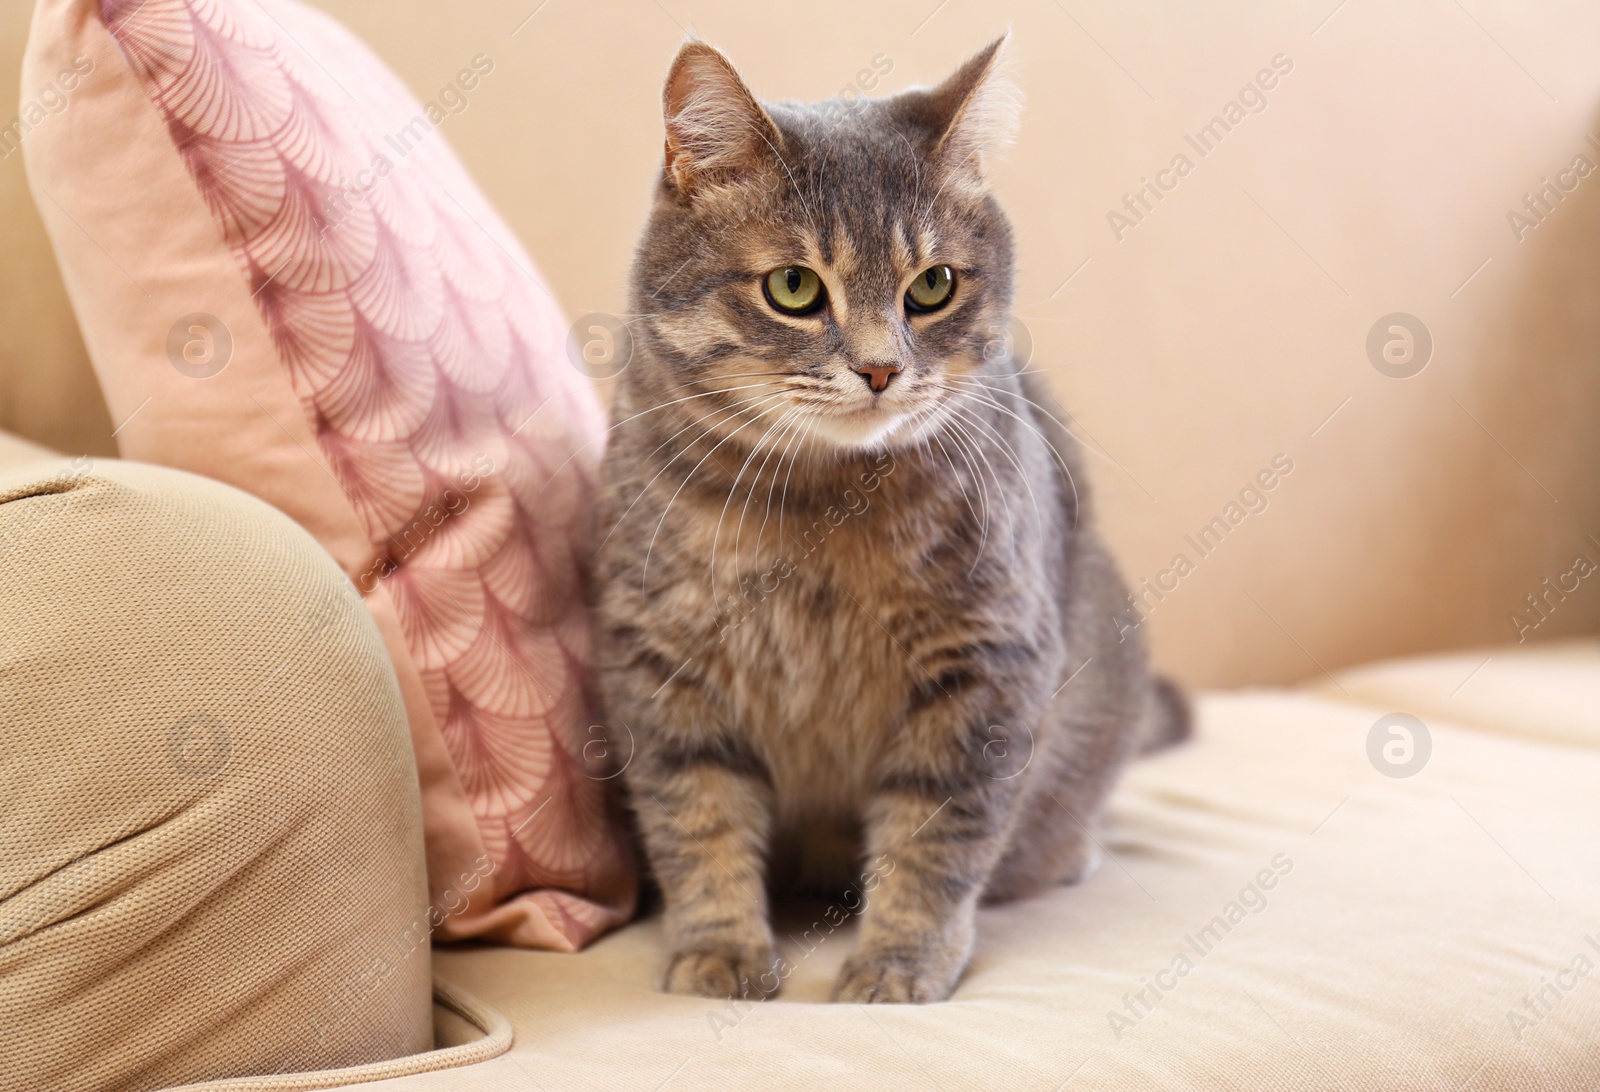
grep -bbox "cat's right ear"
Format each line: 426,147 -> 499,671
662,41 -> 783,197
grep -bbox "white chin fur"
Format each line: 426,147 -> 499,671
806,408 -> 904,450
803,397 -> 951,452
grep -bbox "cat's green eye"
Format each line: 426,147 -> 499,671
764,266 -> 825,315
905,265 -> 956,313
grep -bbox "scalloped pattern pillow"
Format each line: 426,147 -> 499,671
22,0 -> 635,949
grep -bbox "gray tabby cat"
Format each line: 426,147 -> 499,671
592,36 -> 1187,1005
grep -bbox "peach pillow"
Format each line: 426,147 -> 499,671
23,0 -> 635,949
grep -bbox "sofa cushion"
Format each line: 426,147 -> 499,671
1319,638 -> 1600,750
352,642 -> 1599,1089
0,443 -> 438,1090
21,0 -> 634,950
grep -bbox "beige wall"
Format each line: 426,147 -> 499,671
5,0 -> 1600,688
0,4 -> 109,456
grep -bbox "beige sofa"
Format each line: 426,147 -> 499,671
4,1 -> 1600,1088
4,441 -> 1598,1090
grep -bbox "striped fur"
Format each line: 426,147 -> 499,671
593,37 -> 1187,1004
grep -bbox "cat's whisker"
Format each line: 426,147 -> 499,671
932,406 -> 993,533
981,364 -> 1049,380
929,429 -> 985,538
536,379 -> 795,507
735,407 -> 810,576
775,412 -> 822,548
755,408 -> 813,558
945,379 -> 1086,527
616,392 -> 785,567
598,390 -> 790,552
944,392 -> 1034,481
900,390 -> 986,535
615,379 -> 786,431
948,380 -> 1063,433
946,404 -> 1019,535
940,388 -> 1053,524
641,395 -> 794,591
945,398 -> 1046,535
693,371 -> 803,382
951,375 -> 1107,467
782,391 -> 842,407
938,411 -> 1001,572
709,406 -> 801,604
628,388 -> 784,480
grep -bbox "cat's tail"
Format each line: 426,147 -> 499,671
1137,675 -> 1192,755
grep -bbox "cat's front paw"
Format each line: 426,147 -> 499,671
662,944 -> 780,1000
831,950 -> 962,1004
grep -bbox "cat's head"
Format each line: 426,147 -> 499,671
628,37 -> 1021,452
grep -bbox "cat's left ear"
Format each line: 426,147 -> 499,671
924,34 -> 1022,186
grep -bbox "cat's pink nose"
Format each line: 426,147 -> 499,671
853,362 -> 902,392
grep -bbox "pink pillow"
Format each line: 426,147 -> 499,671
23,0 -> 635,949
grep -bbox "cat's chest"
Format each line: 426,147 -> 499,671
705,522 -> 921,804
714,542 -> 911,729
664,460 -> 1007,813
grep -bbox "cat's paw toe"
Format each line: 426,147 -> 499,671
831,953 -> 956,1004
662,945 -> 779,1000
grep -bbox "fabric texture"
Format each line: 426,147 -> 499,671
358,641 -> 1598,1090
21,0 -> 634,949
156,981 -> 512,1091
0,448 -> 435,1091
